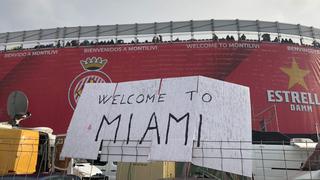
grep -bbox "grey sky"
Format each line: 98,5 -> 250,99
0,0 -> 319,33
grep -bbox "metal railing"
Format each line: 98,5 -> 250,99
0,136 -> 319,179
1,19 -> 320,51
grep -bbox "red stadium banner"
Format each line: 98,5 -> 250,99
0,41 -> 319,134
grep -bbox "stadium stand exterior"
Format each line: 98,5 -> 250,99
1,19 -> 320,136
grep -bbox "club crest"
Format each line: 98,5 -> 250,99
68,57 -> 112,110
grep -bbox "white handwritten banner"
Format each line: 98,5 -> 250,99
61,76 -> 252,177
191,77 -> 252,176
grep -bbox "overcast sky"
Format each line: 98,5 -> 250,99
0,0 -> 319,33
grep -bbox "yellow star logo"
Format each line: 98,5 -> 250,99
280,58 -> 310,90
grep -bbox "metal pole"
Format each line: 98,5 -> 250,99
236,19 -> 240,40
316,122 -> 320,142
78,26 -> 81,46
276,21 -> 281,41
96,25 -> 100,43
256,20 -> 261,41
311,26 -> 316,44
298,24 -> 304,45
115,24 -> 119,43
170,21 -> 173,42
135,23 -> 138,43
274,105 -> 280,132
211,19 -> 216,40
21,30 -> 26,48
190,20 -> 194,40
63,27 -> 67,47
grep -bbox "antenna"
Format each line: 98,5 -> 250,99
7,91 -> 31,126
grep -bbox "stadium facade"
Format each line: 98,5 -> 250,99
0,19 -> 320,135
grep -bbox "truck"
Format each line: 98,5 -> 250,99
0,91 -> 110,179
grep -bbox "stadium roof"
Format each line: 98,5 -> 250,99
0,19 -> 319,44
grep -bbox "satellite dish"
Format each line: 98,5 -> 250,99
7,91 -> 29,120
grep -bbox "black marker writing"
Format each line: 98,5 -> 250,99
165,113 -> 190,145
99,95 -> 112,104
139,112 -> 160,144
197,114 -> 203,147
126,113 -> 133,144
185,90 -> 197,101
95,114 -> 121,143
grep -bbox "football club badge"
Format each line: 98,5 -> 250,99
68,57 -> 112,110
